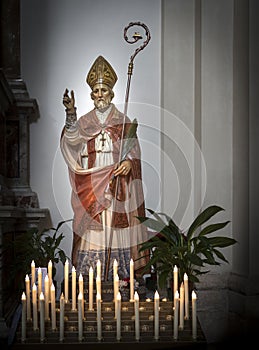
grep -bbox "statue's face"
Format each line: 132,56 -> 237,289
91,83 -> 114,110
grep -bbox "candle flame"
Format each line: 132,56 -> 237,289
154,290 -> 160,299
192,290 -> 197,299
134,291 -> 139,300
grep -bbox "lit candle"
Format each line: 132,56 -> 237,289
44,275 -> 49,320
154,290 -> 159,340
192,290 -> 197,339
72,266 -> 76,311
179,282 -> 184,330
116,292 -> 121,341
173,265 -> 178,304
59,293 -> 65,342
51,283 -> 56,330
96,292 -> 102,341
96,275 -> 101,300
134,291 -> 140,341
184,273 -> 189,319
78,273 -> 84,320
38,267 -> 42,301
48,260 -> 52,294
32,283 -> 38,331
21,292 -> 26,342
25,275 -> 31,321
64,259 -> 69,302
97,259 -> 101,279
130,258 -> 134,302
31,260 -> 35,288
173,290 -> 179,340
89,266 -> 94,311
78,292 -> 83,342
39,292 -> 45,342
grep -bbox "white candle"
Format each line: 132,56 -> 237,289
96,275 -> 101,299
72,266 -> 76,311
173,265 -> 178,303
113,259 -> 118,282
192,290 -> 197,339
97,259 -> 101,279
79,273 -> 84,320
96,292 -> 102,341
48,260 -> 52,294
179,282 -> 184,330
25,275 -> 31,321
39,292 -> 45,342
116,292 -> 121,341
173,290 -> 179,340
78,292 -> 83,342
44,275 -> 49,320
38,267 -> 42,300
31,260 -> 35,288
154,290 -> 159,340
59,293 -> 65,342
64,259 -> 69,302
32,283 -> 38,331
51,283 -> 56,330
114,274 -> 119,315
130,258 -> 134,301
134,291 -> 140,341
89,266 -> 94,311
21,292 -> 26,342
184,273 -> 189,319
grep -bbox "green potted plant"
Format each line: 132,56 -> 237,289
137,205 -> 237,289
4,219 -> 72,292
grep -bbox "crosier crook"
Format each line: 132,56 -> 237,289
104,22 -> 151,281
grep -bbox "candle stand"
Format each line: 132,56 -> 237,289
12,281 -> 206,349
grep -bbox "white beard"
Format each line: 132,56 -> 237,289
94,99 -> 111,112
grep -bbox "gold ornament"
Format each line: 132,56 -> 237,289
86,55 -> 117,89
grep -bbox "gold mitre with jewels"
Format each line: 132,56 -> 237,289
86,55 -> 118,89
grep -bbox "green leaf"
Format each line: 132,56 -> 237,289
137,216 -> 167,233
199,221 -> 230,236
121,119 -> 138,161
186,252 -> 204,267
213,248 -> 229,262
187,205 -> 225,239
207,236 -> 237,248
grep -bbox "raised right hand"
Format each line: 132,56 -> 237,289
63,88 -> 76,114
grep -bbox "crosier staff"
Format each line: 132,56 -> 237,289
104,22 -> 151,281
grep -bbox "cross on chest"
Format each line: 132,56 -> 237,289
100,131 -> 106,148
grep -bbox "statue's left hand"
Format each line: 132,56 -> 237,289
113,160 -> 132,177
